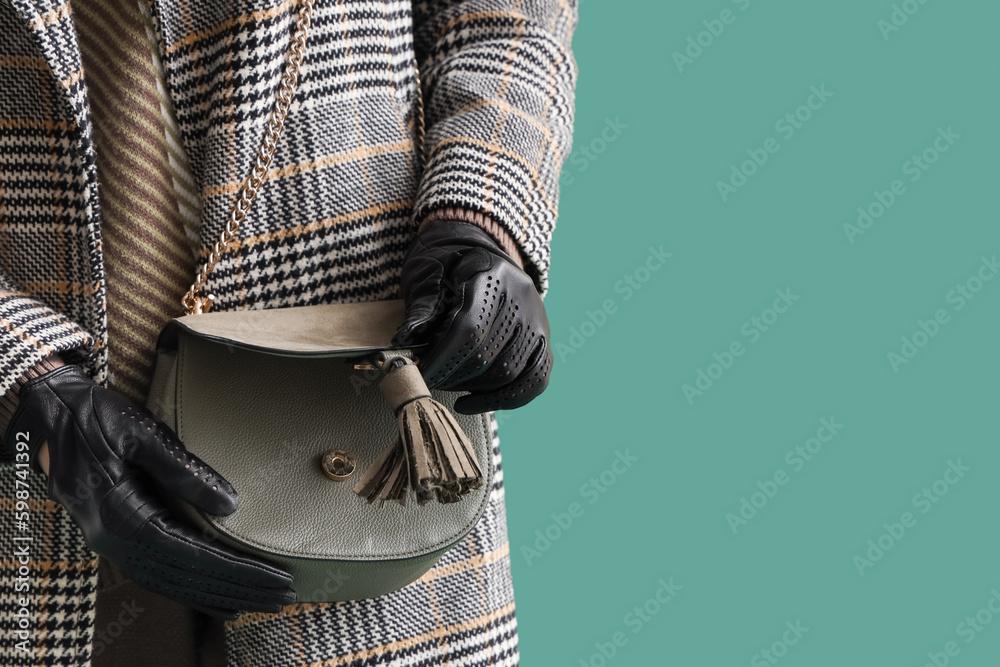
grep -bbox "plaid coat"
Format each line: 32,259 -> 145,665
0,0 -> 576,663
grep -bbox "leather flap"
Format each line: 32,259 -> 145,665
172,331 -> 493,561
159,299 -> 418,356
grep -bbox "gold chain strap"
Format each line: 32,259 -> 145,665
181,0 -> 315,315
412,57 -> 426,169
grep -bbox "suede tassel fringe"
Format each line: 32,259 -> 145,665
353,357 -> 483,505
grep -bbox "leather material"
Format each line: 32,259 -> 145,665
169,496 -> 457,603
395,220 -> 554,413
146,299 -> 493,602
159,299 -> 413,357
6,365 -> 296,620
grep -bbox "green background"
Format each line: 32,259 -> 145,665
501,1 -> 1000,665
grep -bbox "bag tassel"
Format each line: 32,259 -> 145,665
353,357 -> 483,505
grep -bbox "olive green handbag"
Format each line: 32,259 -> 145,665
145,0 -> 488,603
145,300 -> 492,602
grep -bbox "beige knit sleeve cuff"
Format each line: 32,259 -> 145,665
419,208 -> 527,271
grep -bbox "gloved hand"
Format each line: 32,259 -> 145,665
394,219 -> 553,414
6,364 -> 296,619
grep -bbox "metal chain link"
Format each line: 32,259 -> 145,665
181,0 -> 315,315
412,56 -> 427,170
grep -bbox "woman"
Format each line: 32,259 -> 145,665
0,0 -> 576,663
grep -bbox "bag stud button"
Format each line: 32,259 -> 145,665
320,450 -> 356,481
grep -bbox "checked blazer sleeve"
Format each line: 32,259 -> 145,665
0,0 -> 101,442
0,278 -> 97,440
412,0 -> 578,296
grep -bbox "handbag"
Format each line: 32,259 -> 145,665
144,0 -> 490,603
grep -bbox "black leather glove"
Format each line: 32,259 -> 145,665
394,219 -> 553,414
5,364 -> 296,619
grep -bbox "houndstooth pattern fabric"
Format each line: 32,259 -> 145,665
0,0 -> 576,663
0,0 -> 107,405
412,0 -> 577,292
153,0 -> 425,312
0,0 -> 577,422
0,470 -> 101,664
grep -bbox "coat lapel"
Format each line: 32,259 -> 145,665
9,0 -> 89,131
8,0 -> 108,380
